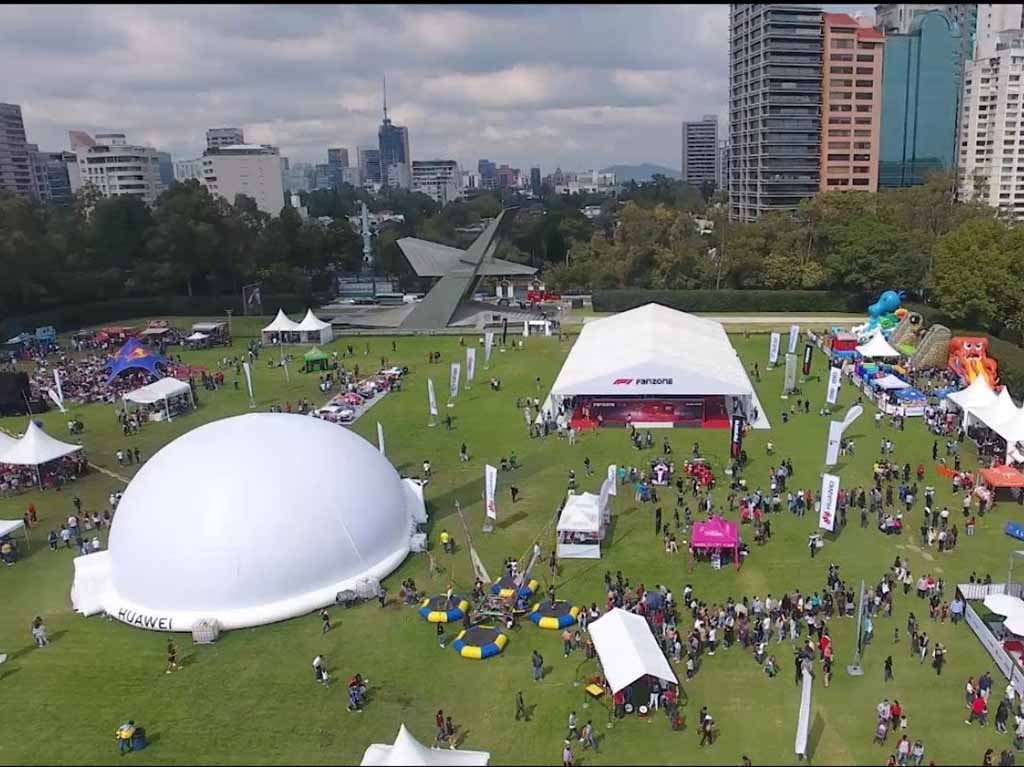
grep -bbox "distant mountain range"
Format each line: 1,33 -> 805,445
600,163 -> 681,183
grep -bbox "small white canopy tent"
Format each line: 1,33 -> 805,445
123,377 -> 195,422
361,724 -> 490,766
873,374 -> 911,390
588,607 -> 678,694
946,375 -> 997,412
557,492 -> 604,559
185,331 -> 209,341
261,309 -> 301,345
296,309 -> 334,345
855,334 -> 901,358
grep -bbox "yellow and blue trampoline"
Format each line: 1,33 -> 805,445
491,575 -> 538,600
418,595 -> 470,623
529,600 -> 580,630
452,625 -> 508,659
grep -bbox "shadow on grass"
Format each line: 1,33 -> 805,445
0,666 -> 20,682
805,711 -> 825,764
427,461 -> 547,525
497,511 -> 528,530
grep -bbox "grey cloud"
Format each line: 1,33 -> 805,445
5,4 -> 873,171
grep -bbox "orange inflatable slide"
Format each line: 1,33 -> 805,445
948,336 -> 998,387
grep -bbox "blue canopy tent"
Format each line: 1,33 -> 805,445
893,388 -> 927,402
106,338 -> 169,384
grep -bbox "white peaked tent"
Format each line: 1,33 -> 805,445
0,430 -> 17,456
0,421 -> 82,466
967,386 -> 1019,434
588,608 -> 678,694
296,308 -> 334,345
855,333 -> 901,358
361,724 -> 490,766
185,331 -> 208,342
261,309 -> 301,345
946,374 -> 997,411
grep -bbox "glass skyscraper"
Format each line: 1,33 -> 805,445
878,10 -> 962,187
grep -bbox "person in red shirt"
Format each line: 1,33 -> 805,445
819,633 -> 831,659
889,700 -> 902,726
967,695 -> 988,726
613,690 -> 625,719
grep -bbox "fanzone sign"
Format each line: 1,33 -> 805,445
116,608 -> 173,631
612,378 -> 674,386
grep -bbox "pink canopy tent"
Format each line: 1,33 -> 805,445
688,515 -> 740,571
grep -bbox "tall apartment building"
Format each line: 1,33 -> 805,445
327,147 -> 349,188
174,158 -> 204,182
717,139 -> 731,190
411,160 -> 463,205
975,4 -> 1024,57
0,103 -> 35,199
478,159 -> 497,189
530,166 -> 542,196
958,30 -> 1024,218
729,5 -> 824,222
378,101 -> 410,190
156,152 -> 174,187
878,10 -> 962,187
358,147 -> 382,185
29,149 -> 75,205
876,5 -> 976,59
206,127 -> 245,150
69,132 -> 165,205
201,143 -> 285,215
681,115 -> 720,188
819,13 -> 885,192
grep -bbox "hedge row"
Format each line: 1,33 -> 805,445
0,293 -> 312,340
591,289 -> 867,314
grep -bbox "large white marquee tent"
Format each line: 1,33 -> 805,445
123,377 -> 195,421
546,303 -> 767,428
295,309 -> 334,345
261,309 -> 333,345
0,421 -> 82,466
70,413 -> 425,631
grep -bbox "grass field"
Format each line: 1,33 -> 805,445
0,316 -> 1017,766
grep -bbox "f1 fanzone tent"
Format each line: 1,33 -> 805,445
547,303 -> 766,427
588,607 -> 678,694
361,724 -> 490,766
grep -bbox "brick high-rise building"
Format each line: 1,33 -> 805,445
819,13 -> 885,192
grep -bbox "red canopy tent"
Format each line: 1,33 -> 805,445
980,465 -> 1024,489
688,515 -> 740,572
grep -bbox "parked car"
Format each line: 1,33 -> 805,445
341,392 -> 365,406
318,404 -> 355,423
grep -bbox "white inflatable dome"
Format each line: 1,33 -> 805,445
71,413 -> 421,631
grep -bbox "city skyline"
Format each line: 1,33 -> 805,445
3,4 -> 872,171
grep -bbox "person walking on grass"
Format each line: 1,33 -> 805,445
434,710 -> 447,746
516,690 -> 528,721
580,720 -> 597,751
884,655 -> 894,683
532,650 -> 544,681
460,443 -> 469,463
165,640 -> 179,674
562,740 -> 574,767
320,609 -> 331,634
31,617 -> 48,647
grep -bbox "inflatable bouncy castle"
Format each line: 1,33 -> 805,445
948,336 -> 999,387
852,290 -> 905,341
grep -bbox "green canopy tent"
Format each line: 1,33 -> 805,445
303,346 -> 330,373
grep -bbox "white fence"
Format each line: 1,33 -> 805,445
959,582 -> 1024,693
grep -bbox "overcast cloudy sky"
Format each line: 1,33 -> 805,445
6,4 -> 872,172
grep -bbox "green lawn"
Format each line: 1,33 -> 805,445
0,320 -> 1016,765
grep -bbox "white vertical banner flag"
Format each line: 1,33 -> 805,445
818,472 -> 840,532
544,322 -> 552,336
465,347 -> 476,388
47,388 -> 66,413
783,353 -> 797,393
427,378 -> 439,417
485,463 -> 498,521
607,464 -> 618,496
484,332 -> 494,368
824,404 -> 863,465
523,322 -> 529,338
54,369 -> 65,407
826,365 -> 842,405
769,332 -> 781,366
449,362 -> 461,405
788,324 -> 801,354
376,422 -> 385,455
795,668 -> 813,757
242,361 -> 255,407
